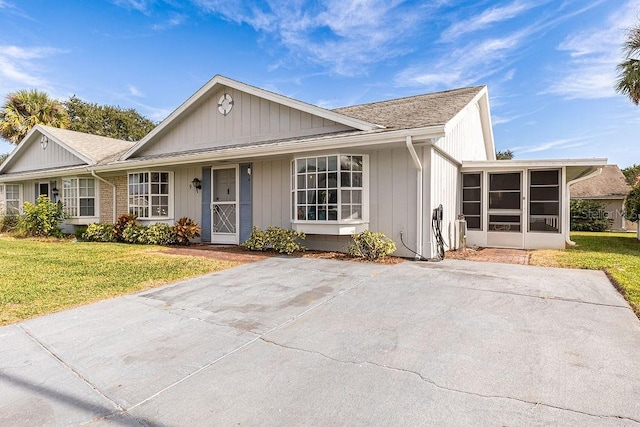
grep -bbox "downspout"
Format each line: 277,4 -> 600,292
90,170 -> 117,223
405,136 -> 423,259
565,167 -> 602,246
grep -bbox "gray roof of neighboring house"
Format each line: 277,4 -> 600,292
333,86 -> 486,130
41,125 -> 136,165
570,165 -> 632,198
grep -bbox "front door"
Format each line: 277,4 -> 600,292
486,171 -> 524,248
211,166 -> 239,244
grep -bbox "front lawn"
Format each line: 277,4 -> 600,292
0,237 -> 237,325
530,231 -> 640,317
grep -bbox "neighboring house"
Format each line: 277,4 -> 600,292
570,164 -> 637,232
0,75 -> 606,258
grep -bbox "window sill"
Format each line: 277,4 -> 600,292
65,217 -> 100,225
291,221 -> 369,235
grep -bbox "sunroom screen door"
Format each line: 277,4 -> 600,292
211,166 -> 239,244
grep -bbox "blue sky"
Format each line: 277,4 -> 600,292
0,0 -> 638,167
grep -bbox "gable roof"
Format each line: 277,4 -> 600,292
334,86 -> 486,130
0,125 -> 135,174
570,165 -> 632,198
121,75 -> 384,160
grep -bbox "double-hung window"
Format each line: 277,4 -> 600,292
0,184 -> 22,215
62,178 -> 96,217
291,154 -> 368,234
128,172 -> 171,219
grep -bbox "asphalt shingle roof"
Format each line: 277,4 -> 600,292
571,165 -> 632,198
333,86 -> 485,130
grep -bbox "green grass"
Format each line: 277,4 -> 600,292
0,236 -> 237,325
530,231 -> 640,317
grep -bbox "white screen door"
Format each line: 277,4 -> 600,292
211,166 -> 239,244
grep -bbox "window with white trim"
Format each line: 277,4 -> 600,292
0,184 -> 22,215
291,155 -> 365,222
62,178 -> 96,217
128,172 -> 170,218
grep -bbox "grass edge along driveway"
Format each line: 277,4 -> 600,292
0,237 -> 237,325
530,231 -> 640,317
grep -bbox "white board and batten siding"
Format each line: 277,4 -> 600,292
437,102 -> 488,161
250,147 -> 420,258
5,137 -> 85,174
170,166 -> 203,224
137,86 -> 353,158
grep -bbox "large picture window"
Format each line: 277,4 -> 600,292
292,155 -> 365,222
128,172 -> 170,218
0,184 -> 22,215
62,178 -> 96,217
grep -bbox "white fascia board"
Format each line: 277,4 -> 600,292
121,75 -> 383,161
461,158 -> 608,170
0,165 -> 91,182
97,125 -> 446,172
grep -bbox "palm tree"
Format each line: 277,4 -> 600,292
616,25 -> 640,105
0,89 -> 69,144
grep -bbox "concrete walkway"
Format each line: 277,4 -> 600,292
1,258 -> 639,426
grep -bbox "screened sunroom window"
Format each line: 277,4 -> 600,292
292,155 -> 364,222
62,178 -> 95,217
128,172 -> 170,218
529,169 -> 560,233
462,173 -> 482,230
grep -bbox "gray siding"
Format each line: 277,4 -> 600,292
173,166 -> 203,223
137,86 -> 353,158
6,138 -> 85,174
251,159 -> 290,230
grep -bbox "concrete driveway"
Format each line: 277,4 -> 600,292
1,257 -> 639,426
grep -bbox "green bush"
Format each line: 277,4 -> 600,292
0,214 -> 19,233
570,199 -> 614,232
83,223 -> 117,242
347,230 -> 396,261
624,186 -> 640,224
121,224 -> 149,244
146,222 -> 175,245
242,226 -> 306,254
74,226 -> 88,240
114,213 -> 138,242
172,217 -> 201,245
15,195 -> 65,237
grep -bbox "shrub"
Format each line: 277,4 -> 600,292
624,186 -> 640,224
242,226 -> 267,251
242,226 -> 305,254
74,226 -> 88,240
114,213 -> 138,242
122,224 -> 150,244
146,222 -> 176,245
347,230 -> 396,261
570,199 -> 613,232
15,195 -> 65,237
83,223 -> 117,242
0,214 -> 19,233
172,217 -> 201,245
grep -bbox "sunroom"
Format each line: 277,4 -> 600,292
461,159 -> 607,250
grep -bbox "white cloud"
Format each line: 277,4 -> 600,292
441,0 -> 541,41
0,46 -> 63,93
190,0 -> 429,76
112,0 -> 151,12
151,13 -> 186,31
127,84 -> 144,97
511,136 -> 589,153
544,0 -> 640,99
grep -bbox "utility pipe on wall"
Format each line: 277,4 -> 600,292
90,170 -> 117,223
405,136 -> 424,259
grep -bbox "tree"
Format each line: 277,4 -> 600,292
624,186 -> 640,224
570,199 -> 613,232
496,149 -> 514,160
0,153 -> 8,164
616,24 -> 640,105
0,89 -> 69,144
65,96 -> 156,141
622,164 -> 640,186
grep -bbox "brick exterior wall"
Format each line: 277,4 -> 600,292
99,175 -> 128,223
